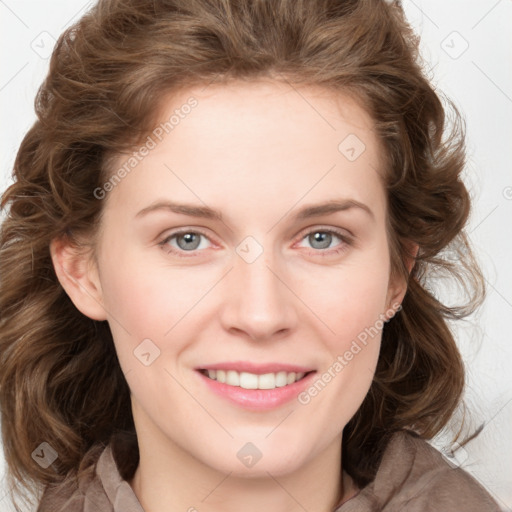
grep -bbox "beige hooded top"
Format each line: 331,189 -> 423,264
36,430 -> 502,512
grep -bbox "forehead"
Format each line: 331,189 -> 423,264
104,80 -> 387,226
158,79 -> 379,158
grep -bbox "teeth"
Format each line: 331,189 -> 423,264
202,369 -> 307,389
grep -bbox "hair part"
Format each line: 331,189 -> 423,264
0,0 -> 484,509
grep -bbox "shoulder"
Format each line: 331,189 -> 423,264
387,432 -> 501,510
37,436 -> 142,512
339,431 -> 502,512
37,478 -> 85,512
37,444 -> 113,512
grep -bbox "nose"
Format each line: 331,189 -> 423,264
219,246 -> 298,342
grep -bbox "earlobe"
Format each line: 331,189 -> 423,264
50,236 -> 108,321
385,277 -> 407,319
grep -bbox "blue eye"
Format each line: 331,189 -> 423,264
297,228 -> 352,257
158,230 -> 212,257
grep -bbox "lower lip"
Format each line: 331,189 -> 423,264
196,370 -> 316,411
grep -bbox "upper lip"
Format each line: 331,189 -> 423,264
196,361 -> 315,375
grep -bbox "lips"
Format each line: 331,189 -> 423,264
195,361 -> 317,410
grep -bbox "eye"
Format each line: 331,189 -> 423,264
158,229 -> 213,257
296,227 -> 353,257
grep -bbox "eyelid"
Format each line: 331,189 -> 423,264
294,224 -> 354,243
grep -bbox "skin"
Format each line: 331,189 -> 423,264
51,79 -> 411,512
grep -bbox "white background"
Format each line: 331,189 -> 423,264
1,0 -> 511,510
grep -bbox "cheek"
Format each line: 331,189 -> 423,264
297,280 -> 386,429
297,255 -> 390,404
97,247 -> 215,364
317,282 -> 386,385
99,234 -> 190,322
303,260 -> 391,344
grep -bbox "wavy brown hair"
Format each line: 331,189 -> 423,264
0,0 -> 485,510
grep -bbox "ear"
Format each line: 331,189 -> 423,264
385,241 -> 419,314
50,236 -> 108,321
403,240 -> 419,275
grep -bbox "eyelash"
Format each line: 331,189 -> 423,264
157,227 -> 353,259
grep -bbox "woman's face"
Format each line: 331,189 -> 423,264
84,80 -> 405,476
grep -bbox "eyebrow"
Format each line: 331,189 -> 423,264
135,198 -> 374,222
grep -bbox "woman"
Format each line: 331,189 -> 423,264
0,0 -> 501,511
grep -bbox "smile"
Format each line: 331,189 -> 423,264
196,366 -> 317,410
198,369 -> 310,390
